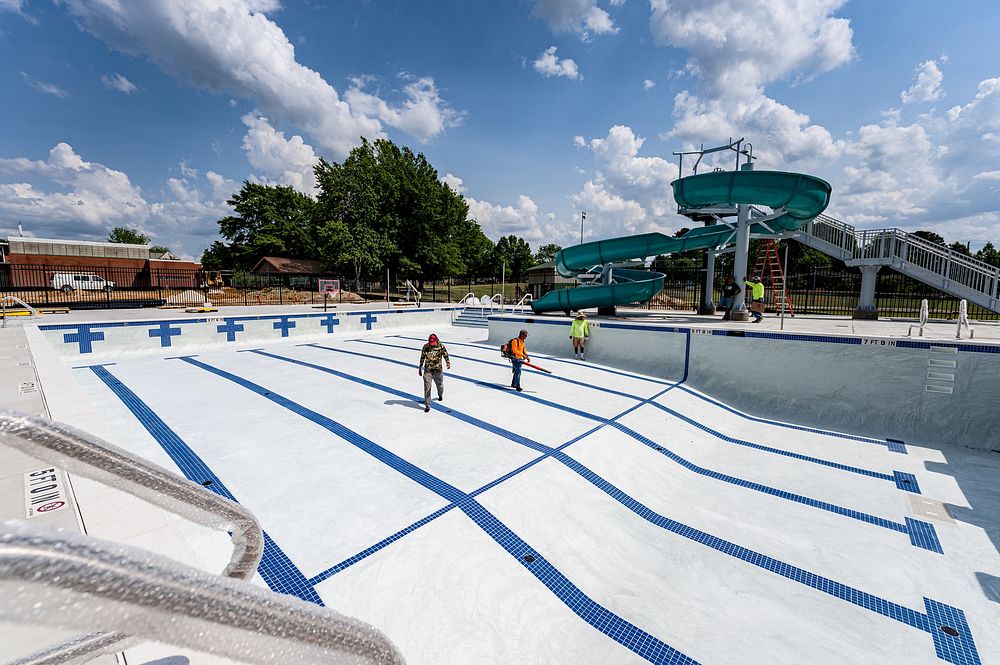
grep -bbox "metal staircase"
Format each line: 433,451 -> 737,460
787,213 -> 1000,313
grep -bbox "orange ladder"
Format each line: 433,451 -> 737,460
751,239 -> 794,316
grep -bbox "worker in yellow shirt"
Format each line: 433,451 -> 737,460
569,311 -> 590,360
745,276 -> 766,323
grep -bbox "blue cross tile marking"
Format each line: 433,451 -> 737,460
320,315 -> 340,334
886,438 -> 908,454
329,342 -> 942,552
147,322 -> 182,348
217,319 -> 245,342
189,350 -> 979,665
83,364 -> 322,605
924,598 -> 982,665
63,325 -> 106,354
906,517 -> 944,554
272,317 -> 296,337
176,355 -> 696,665
893,470 -> 921,494
360,313 -> 377,330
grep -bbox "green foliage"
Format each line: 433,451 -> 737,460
107,226 -> 149,245
493,235 -> 536,281
217,181 -> 317,270
913,230 -> 946,246
314,138 -> 478,284
149,245 -> 171,255
534,243 -> 562,263
975,242 -> 1000,267
949,241 -> 971,256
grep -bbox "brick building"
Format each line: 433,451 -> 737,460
1,236 -> 201,289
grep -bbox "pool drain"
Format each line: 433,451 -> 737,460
201,480 -> 213,486
523,554 -> 535,563
941,626 -> 959,637
900,478 -> 911,484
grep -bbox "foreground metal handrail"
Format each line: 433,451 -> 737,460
0,410 -> 263,580
1,296 -> 41,329
0,521 -> 405,665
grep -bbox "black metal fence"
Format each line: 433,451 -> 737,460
2,262 -> 996,320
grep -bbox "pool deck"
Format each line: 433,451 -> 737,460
1,307 -> 998,664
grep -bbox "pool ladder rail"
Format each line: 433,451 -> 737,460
0,409 -> 405,665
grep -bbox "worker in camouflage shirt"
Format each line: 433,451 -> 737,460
418,333 -> 451,413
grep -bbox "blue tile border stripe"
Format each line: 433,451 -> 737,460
80,364 -> 323,605
174,355 -> 697,665
198,348 -> 976,664
893,471 -> 921,494
317,343 -> 939,551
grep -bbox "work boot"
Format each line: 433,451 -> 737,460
424,406 -> 430,413
516,387 -> 523,392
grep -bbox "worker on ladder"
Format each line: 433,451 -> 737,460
746,275 -> 765,323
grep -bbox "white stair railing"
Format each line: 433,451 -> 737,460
789,214 -> 1000,313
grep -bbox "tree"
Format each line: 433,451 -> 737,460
494,235 -> 535,281
975,242 -> 1000,268
216,181 -> 317,270
316,219 -> 395,281
913,230 -> 946,246
314,137 -> 474,286
949,241 -> 971,256
534,243 -> 562,263
149,245 -> 171,255
108,226 -> 149,245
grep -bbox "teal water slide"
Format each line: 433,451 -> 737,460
531,170 -> 832,314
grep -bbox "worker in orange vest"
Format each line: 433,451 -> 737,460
507,329 -> 529,392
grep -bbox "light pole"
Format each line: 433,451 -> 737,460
580,211 -> 586,244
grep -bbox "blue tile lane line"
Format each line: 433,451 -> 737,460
392,334 -> 906,452
183,351 -> 978,665
80,364 -> 324,606
309,343 -> 942,553
173,356 -> 697,665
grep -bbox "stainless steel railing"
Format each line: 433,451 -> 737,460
0,410 -> 263,580
0,520 -> 405,665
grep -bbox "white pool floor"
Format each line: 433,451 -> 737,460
61,326 -> 1000,665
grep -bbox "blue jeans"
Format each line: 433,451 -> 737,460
511,359 -> 523,389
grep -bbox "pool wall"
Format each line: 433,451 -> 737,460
488,315 -> 1000,453
38,306 -> 459,360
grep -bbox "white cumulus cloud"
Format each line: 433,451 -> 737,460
533,46 -> 582,80
643,79 -> 655,91
900,59 -> 944,105
59,0 -> 459,158
241,114 -> 319,193
345,75 -> 464,142
531,0 -> 618,39
0,143 -> 235,259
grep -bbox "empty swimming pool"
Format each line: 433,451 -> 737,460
29,320 -> 1000,664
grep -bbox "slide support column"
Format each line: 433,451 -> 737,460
854,265 -> 881,320
730,203 -> 751,321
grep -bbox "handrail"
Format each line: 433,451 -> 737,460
0,410 -> 263,580
455,291 -> 478,305
512,293 -> 533,313
1,296 -> 41,329
0,520 -> 405,665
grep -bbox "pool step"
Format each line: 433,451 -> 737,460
453,308 -> 490,328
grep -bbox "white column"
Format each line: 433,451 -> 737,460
853,265 -> 881,319
730,203 -> 751,321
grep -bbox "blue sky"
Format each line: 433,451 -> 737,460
1,0 -> 999,259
